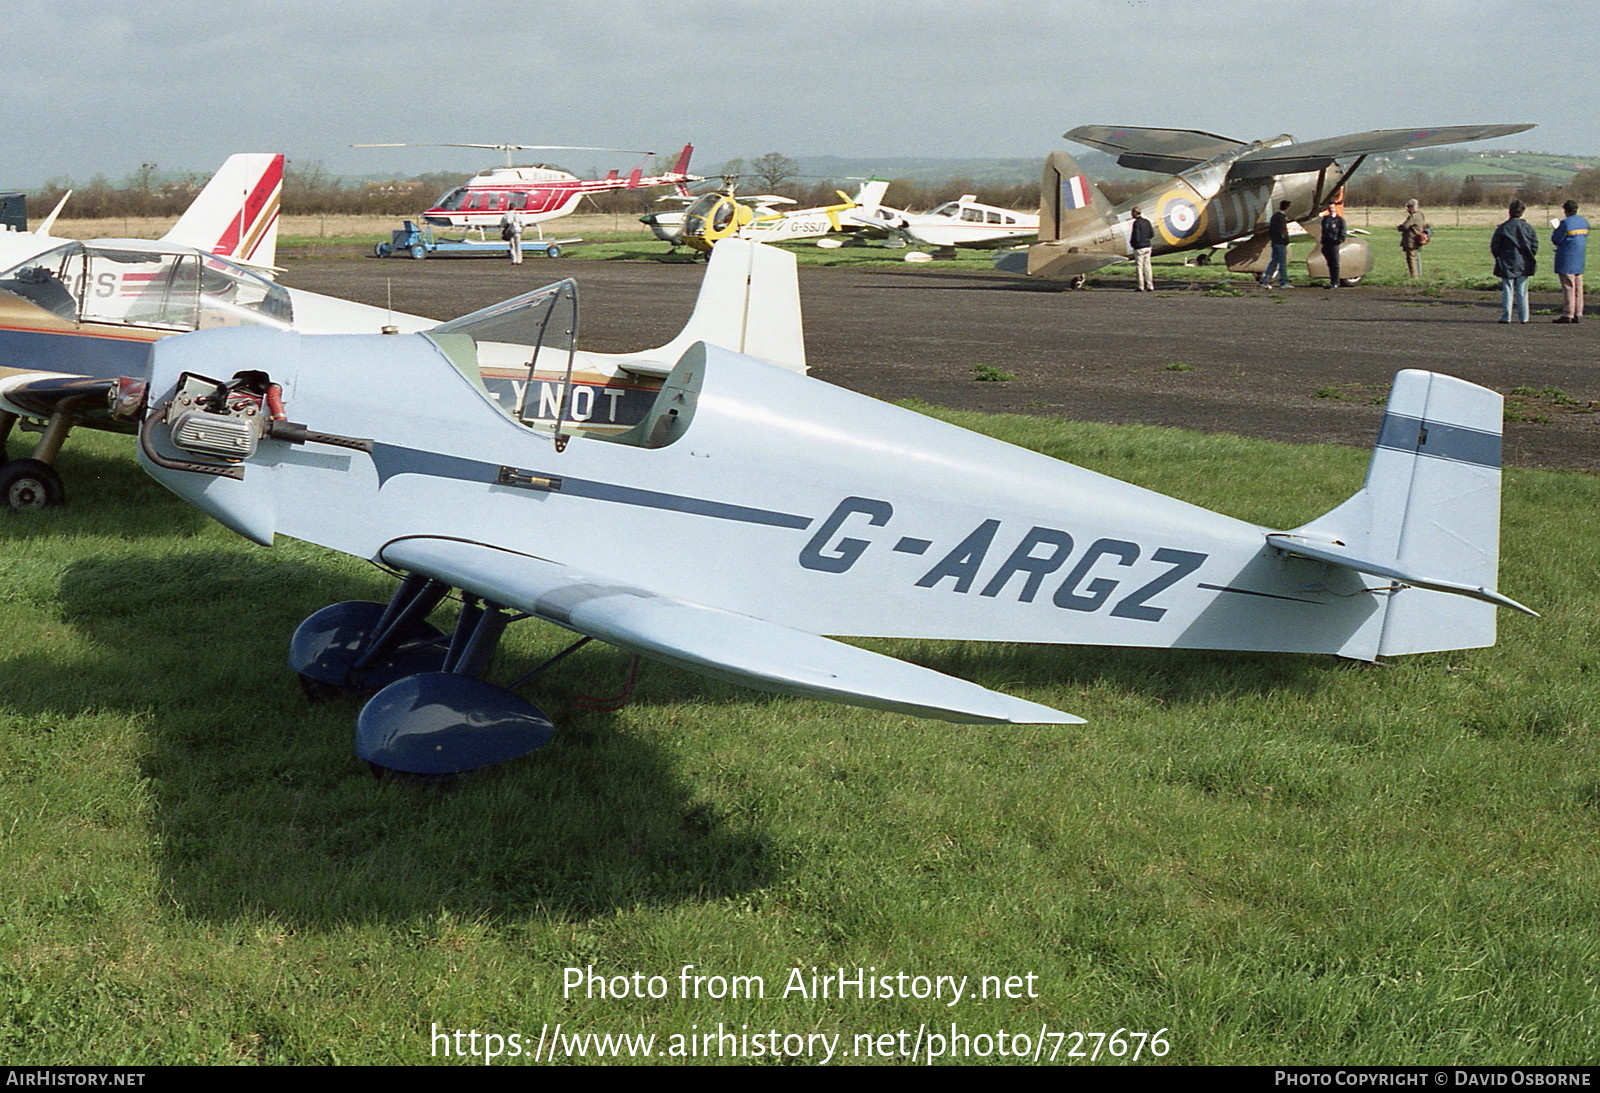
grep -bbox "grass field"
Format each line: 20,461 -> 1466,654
2,414 -> 1596,1065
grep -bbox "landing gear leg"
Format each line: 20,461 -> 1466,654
1,410 -> 73,512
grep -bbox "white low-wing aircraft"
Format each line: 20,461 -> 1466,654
137,241 -> 1533,776
850,194 -> 1039,257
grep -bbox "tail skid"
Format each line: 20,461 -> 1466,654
1280,370 -> 1531,658
161,153 -> 284,268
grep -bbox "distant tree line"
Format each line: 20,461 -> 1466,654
25,158 -> 1600,221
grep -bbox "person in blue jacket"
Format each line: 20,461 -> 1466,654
1551,199 -> 1588,324
1490,200 -> 1538,324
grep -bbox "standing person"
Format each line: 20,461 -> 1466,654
1263,200 -> 1292,288
501,205 -> 525,265
1320,205 -> 1348,288
1397,198 -> 1429,278
1489,199 -> 1538,324
1551,199 -> 1588,324
1129,207 -> 1154,291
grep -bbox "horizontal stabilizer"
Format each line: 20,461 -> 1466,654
1266,533 -> 1537,616
381,536 -> 1083,725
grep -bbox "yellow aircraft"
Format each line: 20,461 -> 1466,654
681,179 -> 889,253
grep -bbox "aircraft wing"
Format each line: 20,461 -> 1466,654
1227,123 -> 1535,179
1064,125 -> 1247,173
0,373 -> 138,430
380,536 -> 1084,725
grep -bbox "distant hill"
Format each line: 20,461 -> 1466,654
788,151 -> 1127,186
1368,150 -> 1600,183
788,147 -> 1600,188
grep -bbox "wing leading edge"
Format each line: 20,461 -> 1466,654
379,536 -> 1083,725
1227,123 -> 1535,179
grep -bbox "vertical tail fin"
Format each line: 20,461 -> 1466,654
1292,370 -> 1509,655
671,143 -> 694,177
622,239 -> 805,375
1015,151 -> 1126,280
849,179 -> 890,219
35,190 -> 72,236
1039,150 -> 1117,243
161,153 -> 283,267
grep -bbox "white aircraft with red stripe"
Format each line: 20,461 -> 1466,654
359,143 -> 698,231
161,152 -> 283,268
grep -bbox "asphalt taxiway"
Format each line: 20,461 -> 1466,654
281,255 -> 1598,471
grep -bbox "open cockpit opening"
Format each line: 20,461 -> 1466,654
422,279 -> 699,450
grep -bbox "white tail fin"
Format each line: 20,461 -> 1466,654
161,154 -> 283,267
623,239 -> 805,375
35,190 -> 71,235
1288,370 -> 1520,656
849,179 -> 891,218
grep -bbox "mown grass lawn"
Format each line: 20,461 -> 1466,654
0,413 -> 1595,1065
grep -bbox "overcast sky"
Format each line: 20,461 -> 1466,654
5,0 -> 1593,187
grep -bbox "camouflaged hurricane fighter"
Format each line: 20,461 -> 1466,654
1003,123 -> 1534,285
136,240 -> 1533,778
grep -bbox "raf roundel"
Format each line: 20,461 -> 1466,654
1155,190 -> 1207,247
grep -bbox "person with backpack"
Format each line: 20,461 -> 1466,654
1398,199 -> 1430,278
1489,200 -> 1538,323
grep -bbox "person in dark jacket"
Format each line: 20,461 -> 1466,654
1263,200 -> 1292,288
1319,206 -> 1348,288
1129,207 -> 1154,291
1489,200 -> 1538,323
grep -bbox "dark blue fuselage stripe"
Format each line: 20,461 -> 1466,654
0,327 -> 154,380
1376,413 -> 1500,469
370,442 -> 812,529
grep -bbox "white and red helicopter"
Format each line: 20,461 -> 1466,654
356,142 -> 698,232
